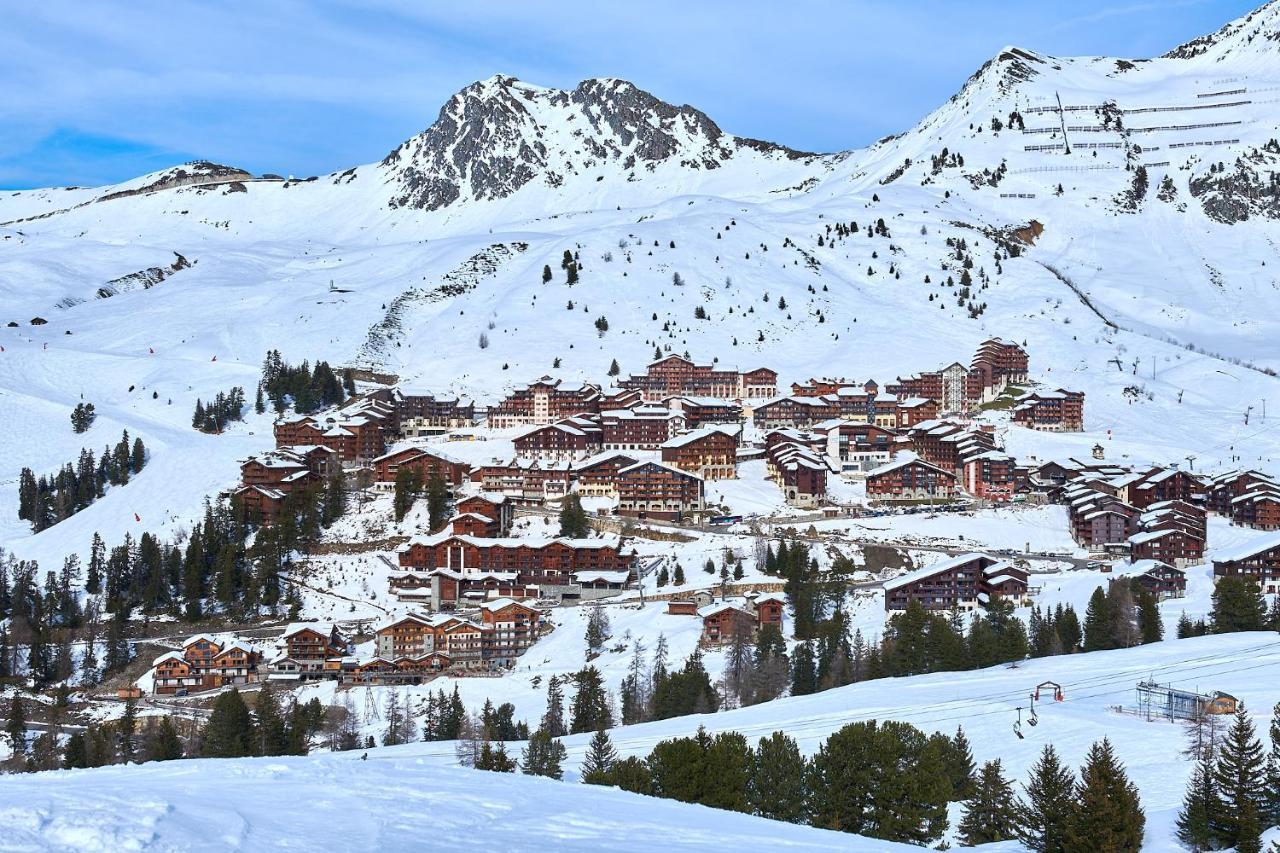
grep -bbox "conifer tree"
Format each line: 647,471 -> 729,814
790,641 -> 818,696
1082,586 -> 1114,651
569,665 -> 612,733
558,494 -> 590,539
581,728 -> 617,785
948,726 -> 977,800
541,675 -> 566,738
118,697 -> 138,762
1015,744 -> 1077,853
1065,739 -> 1144,852
254,687 -> 288,756
959,759 -> 1019,845
748,731 -> 809,823
6,696 -> 27,753
1265,701 -> 1280,826
521,728 -> 567,779
1176,751 -> 1220,852
201,689 -> 254,758
1212,704 -> 1267,852
148,716 -> 184,762
1211,576 -> 1267,633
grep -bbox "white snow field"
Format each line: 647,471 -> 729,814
0,757 -> 914,852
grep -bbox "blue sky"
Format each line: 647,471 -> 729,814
0,0 -> 1261,188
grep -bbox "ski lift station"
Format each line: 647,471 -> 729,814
1135,681 -> 1237,721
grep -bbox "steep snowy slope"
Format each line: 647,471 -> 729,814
2,3 -> 1280,572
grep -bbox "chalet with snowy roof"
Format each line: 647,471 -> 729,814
469,459 -> 574,503
1128,527 -> 1204,567
766,441 -> 830,508
970,338 -> 1029,399
599,406 -> 685,449
902,419 -> 998,473
884,553 -> 1028,613
274,399 -> 391,464
232,485 -> 289,526
962,451 -> 1019,502
1126,468 -> 1205,510
1212,531 -> 1280,593
1232,488 -> 1280,530
791,377 -> 878,398
397,533 -> 634,585
391,389 -> 475,434
455,494 -> 514,536
478,598 -> 545,665
662,395 -> 744,428
151,635 -> 263,695
615,460 -> 705,520
513,417 -> 604,462
697,592 -> 788,645
812,420 -> 897,474
617,354 -> 776,402
1011,389 -> 1085,431
896,397 -> 940,428
572,451 -> 641,497
241,446 -> 336,488
1207,470 -> 1277,515
372,445 -> 471,486
867,457 -> 957,502
660,425 -> 740,480
269,624 -> 349,681
751,395 -> 839,430
1111,560 -> 1186,600
487,377 -> 603,428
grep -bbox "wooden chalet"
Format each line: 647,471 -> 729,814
660,425 -> 740,480
372,446 -> 470,486
615,460 -> 705,520
1011,389 -> 1085,431
970,338 -> 1029,399
455,494 -> 514,536
962,451 -> 1019,502
1112,560 -> 1187,600
1212,532 -> 1280,594
573,451 -> 641,497
866,457 -> 957,502
487,377 -> 602,428
513,417 -> 603,462
269,623 -> 348,681
812,420 -> 896,474
599,406 -> 685,450
617,354 -> 776,401
663,396 -> 744,428
151,635 -> 263,695
884,553 -> 1028,613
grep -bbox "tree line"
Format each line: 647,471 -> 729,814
17,430 -> 147,532
193,386 -> 246,434
259,349 -> 354,415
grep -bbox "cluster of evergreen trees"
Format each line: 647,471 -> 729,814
198,687 -> 323,758
1,481 -> 346,686
259,349 -> 353,415
392,468 -> 449,528
1177,703 -> 1280,853
69,401 -> 96,433
0,548 -> 131,689
192,386 -> 246,433
575,721 -> 1145,849
17,431 -> 146,532
4,694 -> 176,773
1179,576 -> 1280,637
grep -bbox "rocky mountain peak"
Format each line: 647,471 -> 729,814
379,75 -> 821,211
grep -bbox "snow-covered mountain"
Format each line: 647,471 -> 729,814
2,2 -> 1280,565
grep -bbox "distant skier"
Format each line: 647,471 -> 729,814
134,513 -> 141,522
149,347 -> 154,354
211,355 -> 217,362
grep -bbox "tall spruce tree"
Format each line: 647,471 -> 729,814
521,729 -> 567,779
1015,744 -> 1077,853
569,665 -> 612,734
1176,751 -> 1221,853
201,689 -> 254,758
959,759 -> 1019,845
147,716 -> 184,762
581,728 -> 617,785
1265,702 -> 1280,827
1064,739 -> 1144,853
1212,704 -> 1267,852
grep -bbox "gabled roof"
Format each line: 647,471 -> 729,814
884,553 -> 996,592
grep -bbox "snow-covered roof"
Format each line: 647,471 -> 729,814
573,570 -> 632,584
867,455 -> 951,478
1212,531 -> 1280,563
884,553 -> 995,592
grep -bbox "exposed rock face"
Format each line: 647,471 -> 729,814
379,76 -> 820,211
1189,150 -> 1280,223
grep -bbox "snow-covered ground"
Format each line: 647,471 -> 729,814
0,757 -> 914,852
